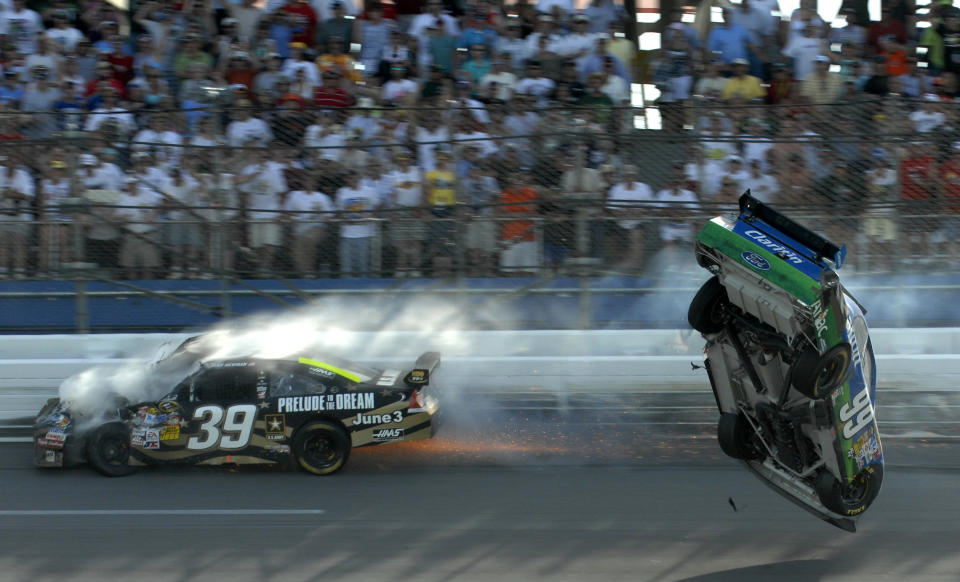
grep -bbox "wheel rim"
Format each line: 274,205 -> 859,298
101,435 -> 129,466
304,433 -> 339,468
816,352 -> 848,390
841,473 -> 869,506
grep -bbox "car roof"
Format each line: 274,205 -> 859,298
204,354 -> 379,384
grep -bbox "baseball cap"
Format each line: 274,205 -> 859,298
731,58 -> 749,66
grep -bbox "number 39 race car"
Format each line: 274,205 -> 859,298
34,335 -> 441,477
688,192 -> 882,532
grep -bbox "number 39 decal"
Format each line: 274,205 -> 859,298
187,405 -> 257,450
839,389 -> 875,440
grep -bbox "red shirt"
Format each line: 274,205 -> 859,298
500,186 -> 537,242
940,159 -> 960,213
281,2 -> 318,46
901,155 -> 935,200
313,87 -> 353,108
85,78 -> 126,99
225,68 -> 256,90
107,54 -> 135,84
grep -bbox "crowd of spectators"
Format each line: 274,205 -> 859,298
0,0 -> 954,280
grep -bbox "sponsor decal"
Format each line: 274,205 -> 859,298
839,388 -> 875,440
810,299 -> 829,341
406,370 -> 428,384
308,367 -> 336,378
51,413 -> 71,429
211,362 -> 250,368
351,410 -> 403,426
256,370 -> 269,399
265,414 -> 286,440
276,393 -> 375,413
741,251 -> 770,271
408,390 -> 428,414
144,429 -> 160,449
160,425 -> 180,441
157,400 -> 179,414
743,230 -> 805,265
39,430 -> 66,449
372,428 -> 404,442
847,426 -> 881,471
377,370 -> 401,386
45,449 -> 57,463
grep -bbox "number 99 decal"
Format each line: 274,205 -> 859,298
187,405 -> 257,450
839,390 -> 875,440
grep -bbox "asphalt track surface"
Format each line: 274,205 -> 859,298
1,392 -> 959,582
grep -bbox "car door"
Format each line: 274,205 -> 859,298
180,362 -> 262,457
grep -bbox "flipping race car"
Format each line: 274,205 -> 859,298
35,337 -> 441,477
689,192 -> 882,532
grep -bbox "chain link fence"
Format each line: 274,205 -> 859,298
0,99 -> 957,282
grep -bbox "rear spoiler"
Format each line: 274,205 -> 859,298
739,191 -> 846,269
404,351 -> 441,387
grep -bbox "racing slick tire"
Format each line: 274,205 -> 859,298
688,276 -> 729,334
792,343 -> 852,399
86,423 -> 138,477
717,413 -> 759,460
292,421 -> 351,475
815,465 -> 883,517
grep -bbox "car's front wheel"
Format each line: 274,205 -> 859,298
717,413 -> 760,460
688,276 -> 729,334
86,423 -> 138,477
815,465 -> 883,517
292,421 -> 350,475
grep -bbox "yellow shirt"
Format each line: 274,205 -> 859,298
426,169 -> 456,206
721,75 -> 765,101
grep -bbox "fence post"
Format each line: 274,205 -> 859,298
75,279 -> 89,334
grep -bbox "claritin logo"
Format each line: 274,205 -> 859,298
741,251 -> 770,271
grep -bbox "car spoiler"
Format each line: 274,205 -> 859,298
404,351 -> 441,387
739,191 -> 847,269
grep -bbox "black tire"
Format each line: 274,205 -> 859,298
717,413 -> 759,460
816,465 -> 883,517
792,343 -> 852,399
688,276 -> 728,334
292,421 -> 350,475
86,423 -> 138,477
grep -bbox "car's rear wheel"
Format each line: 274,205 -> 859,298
792,343 -> 852,399
293,421 -> 350,475
688,276 -> 729,334
816,465 -> 883,517
717,413 -> 759,460
86,423 -> 138,477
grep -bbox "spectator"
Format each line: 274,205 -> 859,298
458,9 -> 498,51
85,86 -> 135,135
279,0 -> 319,48
899,141 -> 937,262
496,18 -> 529,72
720,155 -> 750,193
2,0 -> 44,55
694,58 -> 726,101
161,166 -> 204,279
559,149 -> 606,258
410,0 -> 459,42
480,55 -> 518,101
721,58 -> 764,101
654,164 -> 700,251
236,149 -> 288,273
116,176 -> 162,280
424,149 -> 457,274
385,150 -> 424,276
424,18 -> 457,74
579,37 -> 629,83
0,152 -> 35,279
898,58 -> 934,98
226,100 -> 274,147
357,3 -> 395,78
461,162 -> 500,275
910,94 -> 946,133
39,159 -> 74,272
743,158 -> 779,203
382,62 -> 419,105
862,149 -> 898,271
799,55 -> 842,104
334,169 -> 379,277
740,117 -> 773,172
606,164 -> 652,272
460,43 -> 492,85
47,11 -> 84,54
133,113 -> 183,169
283,42 -> 321,87
782,22 -> 830,81
223,52 -> 257,92
707,8 -> 753,67
20,65 -> 60,138
224,0 -> 264,43
318,1 -> 354,52
174,34 -> 214,80
0,71 -> 24,107
514,59 -> 555,105
284,173 -> 334,277
313,68 -> 353,107
868,6 -> 907,52
499,167 -> 539,274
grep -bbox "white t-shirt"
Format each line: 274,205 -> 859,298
163,174 -> 201,220
133,129 -> 184,167
84,107 -> 136,134
743,173 -> 779,203
607,181 -> 654,229
0,165 -> 35,221
387,167 -> 422,207
80,162 -> 126,192
46,27 -> 84,54
0,8 -> 42,54
655,187 -> 700,223
41,177 -> 72,220
116,189 -> 163,233
285,190 -> 333,234
241,162 -> 286,219
335,185 -> 379,238
910,109 -> 946,133
382,78 -> 418,103
226,117 -> 273,147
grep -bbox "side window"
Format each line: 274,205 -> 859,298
271,371 -> 328,397
192,366 -> 259,403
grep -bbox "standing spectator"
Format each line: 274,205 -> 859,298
782,22 -> 829,81
20,65 -> 61,138
236,149 -> 288,273
173,34 -> 214,80
116,177 -> 162,280
425,19 -> 457,74
335,169 -> 379,277
409,0 -> 459,42
460,43 -> 492,84
424,150 -> 457,275
162,166 -> 203,279
386,150 -> 425,276
722,58 -> 764,101
868,6 -> 907,53
654,164 -> 700,251
284,174 -> 334,277
862,150 -> 898,271
318,1 -> 354,51
224,0 -> 264,43
480,56 -> 517,101
900,142 -> 937,263
0,152 -> 34,279
105,35 -> 135,85
133,113 -> 183,170
39,158 -> 73,272
1,0 -> 43,55
831,7 -> 866,56
720,155 -> 750,193
280,0 -> 319,48
77,153 -> 124,270
743,158 -> 779,203
461,162 -> 500,275
283,42 -> 321,87
707,8 -> 753,67
357,2 -> 395,78
458,10 -> 498,51
382,62 -> 419,105
84,86 -> 135,135
514,59 -> 555,105
910,94 -> 947,133
226,100 -> 274,147
47,11 -> 84,54
899,58 -> 935,99
551,13 -> 594,61
499,167 -> 539,275
495,18 -> 529,72
606,164 -> 652,272
559,150 -> 606,258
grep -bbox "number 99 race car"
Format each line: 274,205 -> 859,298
688,192 -> 882,532
34,335 -> 441,477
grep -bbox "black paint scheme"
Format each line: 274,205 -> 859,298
34,351 -> 441,473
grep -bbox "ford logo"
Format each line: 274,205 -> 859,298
741,251 -> 770,271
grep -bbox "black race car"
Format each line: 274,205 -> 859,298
35,338 -> 441,477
